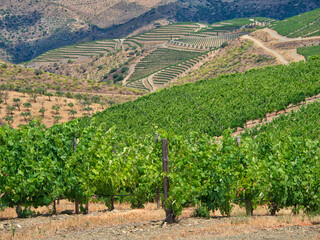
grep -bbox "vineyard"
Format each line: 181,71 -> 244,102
30,39 -> 120,65
297,44 -> 320,58
3,9 -> 320,236
127,48 -> 202,83
171,32 -> 248,49
130,23 -> 201,43
83,57 -> 320,137
152,53 -> 209,87
2,96 -> 320,219
272,8 -> 320,38
168,40 -> 278,87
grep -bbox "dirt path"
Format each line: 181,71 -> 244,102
241,35 -> 289,65
123,54 -> 148,86
289,49 -> 305,62
196,23 -> 208,31
39,214 -> 320,240
262,28 -> 320,42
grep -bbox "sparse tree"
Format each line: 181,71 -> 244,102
52,105 -> 60,115
45,92 -> 53,101
83,107 -> 93,116
68,102 -> 74,109
56,90 -> 64,97
6,105 -> 15,115
30,90 -> 38,103
23,102 -> 32,111
13,98 -> 21,111
99,101 -> 106,109
91,96 -> 100,103
20,111 -> 31,122
39,108 -> 46,117
54,115 -> 63,124
4,115 -> 13,125
3,91 -> 8,104
74,93 -> 83,101
69,109 -> 77,119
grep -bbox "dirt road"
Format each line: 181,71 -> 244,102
241,35 -> 289,65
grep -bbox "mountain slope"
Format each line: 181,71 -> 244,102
272,8 -> 320,38
1,0 -> 319,63
76,57 -> 320,136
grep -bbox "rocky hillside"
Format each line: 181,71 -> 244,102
0,0 -> 319,63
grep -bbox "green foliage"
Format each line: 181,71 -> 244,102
83,58 -> 320,136
53,115 -> 63,123
109,68 -> 118,74
39,108 -> 45,117
68,102 -> 74,108
2,116 -> 320,218
193,203 -> 211,219
121,67 -> 129,74
297,44 -> 320,59
272,8 -> 320,37
34,69 -> 42,76
128,48 -> 201,82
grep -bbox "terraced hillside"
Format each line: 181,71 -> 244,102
130,23 -> 202,43
128,48 -> 201,81
150,52 -> 210,89
0,60 -> 145,127
123,20 -> 259,91
167,39 -> 278,87
29,39 -> 120,66
272,8 -> 320,38
1,0 -> 319,63
79,57 -> 320,136
171,32 -> 247,50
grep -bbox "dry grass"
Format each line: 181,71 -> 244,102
1,201 -> 320,240
0,201 -> 168,240
0,91 -> 102,128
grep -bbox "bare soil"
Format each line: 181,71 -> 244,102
1,201 -> 320,240
0,91 -> 103,128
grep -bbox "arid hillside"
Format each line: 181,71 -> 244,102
0,0 -> 319,63
0,60 -> 145,128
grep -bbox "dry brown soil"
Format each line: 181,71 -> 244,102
0,91 -> 102,128
1,201 -> 320,240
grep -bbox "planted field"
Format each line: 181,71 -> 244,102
130,23 -> 200,42
272,8 -> 320,37
83,57 -> 320,137
2,53 -> 320,237
172,32 -> 248,49
126,79 -> 149,91
127,48 -> 201,82
297,44 -> 320,58
206,17 -> 276,32
153,54 -> 208,86
31,39 -> 119,64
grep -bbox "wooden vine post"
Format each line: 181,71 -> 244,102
73,136 -> 89,214
162,138 -> 175,224
73,137 -> 80,214
237,136 -> 253,216
155,133 -> 161,209
236,136 -> 241,146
